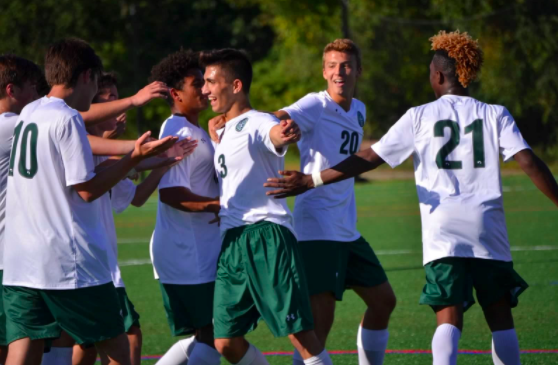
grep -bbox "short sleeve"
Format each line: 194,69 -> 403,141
56,114 -> 96,186
255,115 -> 288,157
111,179 -> 136,214
158,118 -> 193,189
498,108 -> 530,162
371,109 -> 415,168
280,93 -> 324,133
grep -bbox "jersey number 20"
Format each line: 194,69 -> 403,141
434,119 -> 485,170
9,121 -> 39,179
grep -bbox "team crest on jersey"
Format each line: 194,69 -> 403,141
357,111 -> 365,127
236,118 -> 248,132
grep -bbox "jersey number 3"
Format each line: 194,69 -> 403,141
217,154 -> 227,178
9,121 -> 39,179
434,119 -> 485,170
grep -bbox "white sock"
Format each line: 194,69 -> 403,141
41,347 -> 72,365
432,324 -> 461,365
235,343 -> 269,365
357,326 -> 389,365
293,349 -> 304,365
302,349 -> 333,365
188,343 -> 221,365
492,329 -> 521,365
157,337 -> 197,365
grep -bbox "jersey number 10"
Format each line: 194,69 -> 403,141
434,119 -> 485,170
9,121 -> 39,179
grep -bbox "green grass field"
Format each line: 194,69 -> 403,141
114,175 -> 558,364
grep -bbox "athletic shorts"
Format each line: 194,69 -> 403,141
419,257 -> 529,312
298,237 -> 388,300
159,281 -> 215,336
3,282 -> 125,345
116,287 -> 140,332
0,271 -> 6,346
213,221 -> 314,338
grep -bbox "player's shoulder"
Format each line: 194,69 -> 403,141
159,114 -> 195,139
247,110 -> 279,124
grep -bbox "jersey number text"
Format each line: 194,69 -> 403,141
218,154 -> 227,178
9,121 -> 39,179
340,130 -> 359,155
434,119 -> 485,170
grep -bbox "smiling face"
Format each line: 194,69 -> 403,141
172,68 -> 208,115
202,65 -> 236,114
323,51 -> 361,99
93,84 -> 119,131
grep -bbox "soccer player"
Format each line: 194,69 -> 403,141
201,48 -> 333,365
148,50 -> 221,365
0,54 -> 43,364
209,39 -> 395,365
3,38 -> 179,365
70,72 -> 195,365
264,31 -> 558,365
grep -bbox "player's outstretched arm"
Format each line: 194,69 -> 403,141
74,132 -> 178,202
135,138 -> 198,172
265,148 -> 385,198
130,167 -> 170,207
514,149 -> 558,207
269,119 -> 301,149
80,81 -> 169,126
159,187 -> 220,213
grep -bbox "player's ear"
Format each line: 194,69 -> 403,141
170,88 -> 182,103
437,71 -> 445,85
5,83 -> 16,98
232,79 -> 243,94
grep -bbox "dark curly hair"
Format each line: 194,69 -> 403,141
149,49 -> 201,105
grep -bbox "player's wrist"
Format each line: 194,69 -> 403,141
310,171 -> 323,188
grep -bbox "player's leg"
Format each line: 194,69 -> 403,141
308,293 -> 336,346
419,258 -> 474,365
0,272 -> 8,364
126,326 -> 141,365
473,259 -> 528,365
214,337 -> 268,365
95,333 -> 130,365
72,344 -> 97,365
158,282 -> 220,365
5,338 -> 45,365
3,286 -> 62,365
41,331 -> 74,365
346,237 -> 395,365
115,288 -> 142,365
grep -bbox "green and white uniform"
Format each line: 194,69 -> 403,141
150,115 -> 220,335
213,110 -> 313,338
95,154 -> 140,331
281,91 -> 387,300
3,97 -> 123,344
372,95 -> 530,309
0,112 -> 18,346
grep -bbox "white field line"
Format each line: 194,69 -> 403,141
117,245 -> 558,267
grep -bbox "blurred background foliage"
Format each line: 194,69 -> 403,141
1,0 -> 557,157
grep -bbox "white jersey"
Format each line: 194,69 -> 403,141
0,112 -> 18,270
94,155 -> 136,288
4,97 -> 111,289
151,115 -> 221,284
372,95 -> 530,265
281,91 -> 366,242
214,110 -> 294,233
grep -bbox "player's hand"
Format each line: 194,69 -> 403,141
131,131 -> 178,161
131,82 -> 169,107
208,114 -> 226,143
166,137 -> 198,159
279,119 -> 301,144
102,114 -> 127,139
264,170 -> 314,199
209,212 -> 220,226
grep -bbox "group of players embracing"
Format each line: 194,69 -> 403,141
0,29 -> 557,365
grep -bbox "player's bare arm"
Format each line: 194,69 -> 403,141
80,81 -> 169,126
159,187 -> 220,213
135,138 -> 198,171
87,134 -> 136,155
130,166 -> 173,207
264,148 -> 385,198
102,113 -> 127,139
269,119 -> 301,148
514,149 -> 558,207
74,131 -> 178,202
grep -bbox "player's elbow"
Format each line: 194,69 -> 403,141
514,149 -> 539,175
77,191 -> 97,203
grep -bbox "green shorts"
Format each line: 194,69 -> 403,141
214,221 -> 314,338
420,257 -> 529,312
159,281 -> 215,336
116,287 -> 140,332
0,271 -> 6,346
298,237 -> 388,300
3,282 -> 125,345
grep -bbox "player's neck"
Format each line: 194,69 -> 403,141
440,85 -> 469,98
0,99 -> 13,115
171,107 -> 200,127
327,89 -> 353,112
224,99 -> 252,122
48,85 -> 82,110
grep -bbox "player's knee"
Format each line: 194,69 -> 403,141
214,338 -> 233,355
368,288 -> 397,315
127,326 -> 142,347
